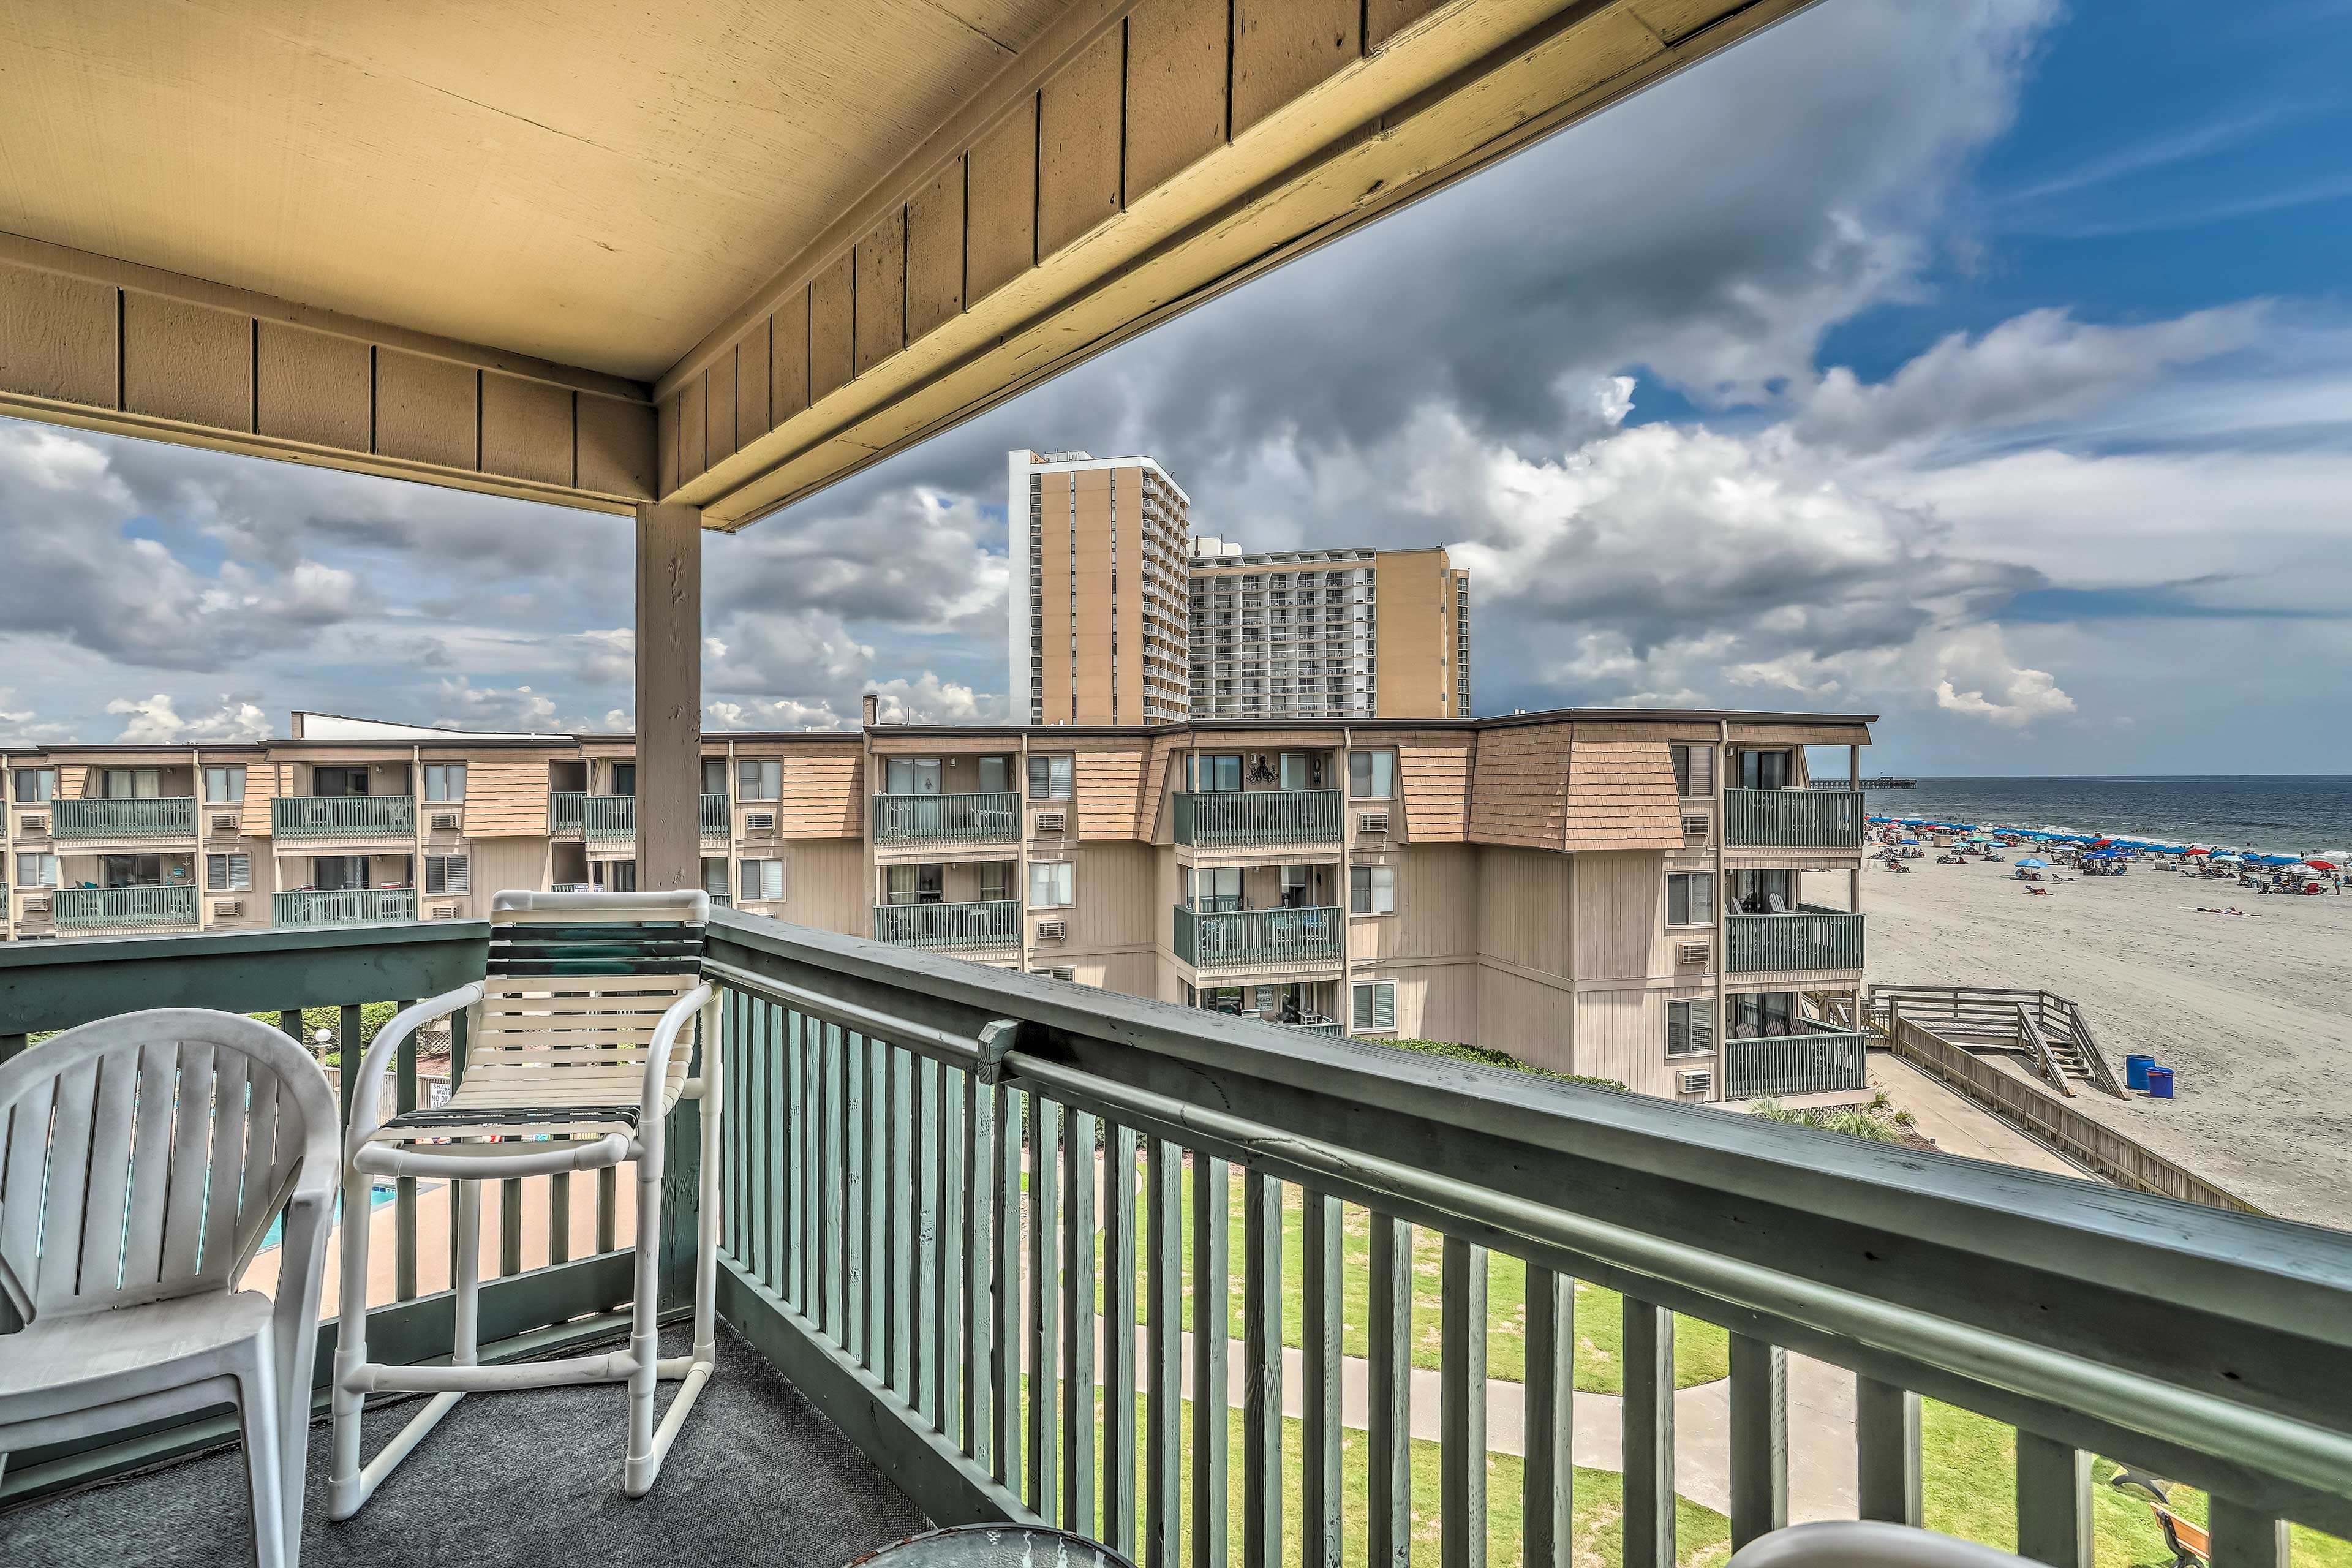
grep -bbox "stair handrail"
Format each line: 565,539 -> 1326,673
2016,1001 -> 2076,1098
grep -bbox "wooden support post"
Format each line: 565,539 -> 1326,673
635,502 -> 703,891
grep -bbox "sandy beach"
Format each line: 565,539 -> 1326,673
1808,858 -> 2352,1226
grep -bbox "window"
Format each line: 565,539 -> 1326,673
886,758 -> 942,796
978,861 -> 1014,903
738,859 -> 785,900
1028,860 -> 1074,908
737,758 -> 781,800
1278,751 -> 1318,790
1027,754 -> 1074,800
1190,753 -> 1243,792
206,853 -> 251,892
1732,992 -> 1798,1038
977,756 -> 1010,795
1351,981 -> 1396,1031
423,763 -> 467,802
597,859 -> 639,892
1348,750 -> 1395,797
313,856 -> 368,891
609,763 -> 637,796
1730,869 -> 1795,915
1031,967 -> 1077,984
1739,750 -> 1791,790
101,767 -> 162,799
1191,865 -> 1241,912
701,758 -> 730,795
424,855 -> 469,895
1666,872 -> 1714,928
886,864 -> 943,905
205,765 -> 246,803
1670,744 -> 1714,800
13,768 -> 56,804
703,858 -> 731,898
1667,1000 -> 1716,1057
314,766 -> 370,797
16,851 -> 58,888
1350,864 -> 1395,915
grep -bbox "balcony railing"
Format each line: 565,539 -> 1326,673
51,796 -> 198,839
52,883 -> 198,931
870,898 -> 1019,951
2,914 -> 2349,1560
1173,903 -> 1343,970
1724,910 -> 1866,972
1723,786 -> 1864,847
549,792 -> 729,839
272,887 -> 418,925
1172,788 -> 1343,847
272,794 -> 415,838
1724,1028 -> 1871,1099
872,791 -> 1020,848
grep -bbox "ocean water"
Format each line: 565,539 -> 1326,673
1865,776 -> 2352,858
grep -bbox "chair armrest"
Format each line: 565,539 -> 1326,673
637,982 -> 716,1144
342,981 -> 486,1163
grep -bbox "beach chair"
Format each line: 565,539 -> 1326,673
327,890 -> 722,1517
1,1011 -> 337,1567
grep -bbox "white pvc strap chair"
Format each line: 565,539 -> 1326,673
0,1009 -> 337,1568
328,889 -> 722,1517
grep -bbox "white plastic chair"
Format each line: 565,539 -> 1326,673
0,1009 -> 337,1567
328,889 -> 721,1517
1731,1521 -> 2037,1568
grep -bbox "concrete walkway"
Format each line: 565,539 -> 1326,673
1870,1055 -> 2089,1177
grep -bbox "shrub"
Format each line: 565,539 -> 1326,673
1374,1036 -> 1628,1093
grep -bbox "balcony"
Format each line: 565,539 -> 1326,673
1172,787 -> 1342,848
1723,786 -> 1865,848
51,883 -> 198,932
272,886 -> 418,925
1724,909 -> 1866,972
870,897 -> 1019,952
2,912 -> 2345,1567
1724,1028 -> 1871,1099
1173,903 -> 1343,973
272,793 -> 416,839
549,792 -> 730,840
51,795 -> 198,840
871,790 -> 1019,848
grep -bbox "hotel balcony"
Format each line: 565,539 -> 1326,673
1172,788 -> 1344,851
272,794 -> 417,840
1723,1028 -> 1872,1099
1172,903 -> 1344,977
1722,786 -> 1865,848
1724,909 -> 1866,973
1,911 -> 2344,1567
51,883 -> 200,933
272,887 -> 419,925
50,795 -> 199,842
549,791 -> 730,840
870,897 -> 1020,956
870,790 -> 1020,851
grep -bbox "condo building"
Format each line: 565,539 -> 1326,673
2,704 -> 1870,1105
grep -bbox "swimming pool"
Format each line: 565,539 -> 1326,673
258,1182 -> 401,1253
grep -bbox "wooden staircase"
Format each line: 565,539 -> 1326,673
1868,985 -> 2128,1099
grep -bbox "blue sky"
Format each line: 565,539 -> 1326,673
4,1 -> 2350,776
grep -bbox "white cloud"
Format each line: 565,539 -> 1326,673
1932,627 -> 2076,726
104,693 -> 273,744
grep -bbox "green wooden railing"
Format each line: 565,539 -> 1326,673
1172,903 -> 1343,970
1724,1030 -> 1870,1099
1722,786 -> 1864,847
549,792 -> 729,839
272,794 -> 416,838
52,884 -> 199,931
1172,788 -> 1342,847
51,796 -> 198,839
699,911 -> 2352,1566
873,791 -> 1020,847
273,888 -> 418,925
1724,911 -> 1865,972
872,899 -> 1020,951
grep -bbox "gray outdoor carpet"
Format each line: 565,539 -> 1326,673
1,1322 -> 929,1567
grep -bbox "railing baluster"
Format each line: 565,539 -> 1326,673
1855,1376 -> 1923,1526
1441,1237 -> 1488,1568
1193,1153 -> 1231,1568
1302,1191 -> 1343,1568
1063,1107 -> 1097,1535
1622,1295 -> 1676,1568
1728,1333 -> 1790,1550
1367,1212 -> 1412,1568
882,1043 -> 902,1394
823,1022 -> 843,1340
499,1158 -> 522,1276
766,1001 -> 785,1297
1146,1136 -> 1183,1568
913,1052 -> 939,1424
864,1034 -> 884,1367
937,1060 -> 963,1443
990,1081 -> 1020,1490
393,1000 -> 418,1301
2014,1430 -> 2092,1568
723,990 -> 745,1264
1030,1096 -> 1063,1521
2208,1498 -> 2291,1568
1242,1168 -> 1284,1568
1523,1264 -> 1573,1568
748,994 -> 770,1283
1103,1122 -> 1139,1558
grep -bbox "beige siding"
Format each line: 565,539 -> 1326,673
461,750 -> 559,835
1397,735 -> 1472,842
782,749 -> 861,838
243,759 -> 282,837
469,836 -> 549,907
1472,967 -> 1574,1072
780,839 -> 867,937
1473,845 -> 1573,977
1063,843 -> 1155,951
1563,740 -> 1682,851
1072,740 -> 1146,840
1574,849 -> 1670,983
1381,960 -> 1479,1047
1727,722 -> 1872,747
1467,723 -> 1571,848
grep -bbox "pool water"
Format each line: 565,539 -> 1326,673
259,1182 -> 399,1253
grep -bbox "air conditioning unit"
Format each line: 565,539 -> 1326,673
1682,812 -> 1709,838
20,815 -> 46,836
1035,810 -> 1068,834
213,900 -> 242,918
429,903 -> 459,919
747,812 -> 776,831
23,897 -> 50,915
1676,940 -> 1709,967
1035,919 -> 1068,942
1677,1069 -> 1713,1096
211,813 -> 239,832
1358,810 -> 1390,835
431,812 -> 460,831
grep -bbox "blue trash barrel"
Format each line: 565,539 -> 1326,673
2146,1066 -> 2174,1099
2124,1054 -> 2154,1090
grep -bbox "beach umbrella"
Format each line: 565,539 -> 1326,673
2299,859 -> 2337,872
2185,847 -> 2211,857
2018,857 -> 2047,868
2211,854 -> 2243,864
